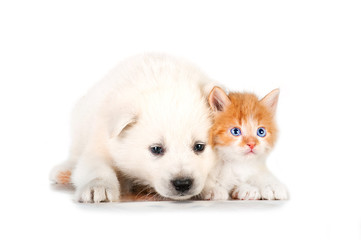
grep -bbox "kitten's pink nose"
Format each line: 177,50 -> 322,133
247,143 -> 255,150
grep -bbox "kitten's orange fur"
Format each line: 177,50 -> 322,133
209,92 -> 278,149
202,87 -> 288,200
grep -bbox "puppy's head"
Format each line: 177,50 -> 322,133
109,85 -> 215,200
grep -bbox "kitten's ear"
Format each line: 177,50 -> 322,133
208,86 -> 231,112
260,88 -> 280,115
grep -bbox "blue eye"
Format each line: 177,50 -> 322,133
230,127 -> 241,136
257,127 -> 266,137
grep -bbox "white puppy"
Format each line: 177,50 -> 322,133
50,54 -> 216,202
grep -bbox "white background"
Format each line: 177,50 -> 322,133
0,0 -> 360,239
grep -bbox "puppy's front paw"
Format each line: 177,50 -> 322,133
75,179 -> 120,203
232,185 -> 261,200
260,183 -> 288,200
202,187 -> 229,200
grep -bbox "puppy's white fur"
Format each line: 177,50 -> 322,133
50,54 -> 216,202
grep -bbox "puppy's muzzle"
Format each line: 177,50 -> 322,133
171,178 -> 193,193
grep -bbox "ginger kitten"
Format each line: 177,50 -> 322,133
202,87 -> 288,200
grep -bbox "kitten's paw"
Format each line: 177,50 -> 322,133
75,179 -> 120,203
260,183 -> 288,200
232,185 -> 261,200
202,187 -> 229,200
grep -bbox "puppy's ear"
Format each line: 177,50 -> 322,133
260,88 -> 280,116
208,86 -> 231,112
108,113 -> 137,138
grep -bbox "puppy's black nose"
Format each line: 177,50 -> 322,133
171,178 -> 193,193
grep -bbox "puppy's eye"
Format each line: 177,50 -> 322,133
149,145 -> 164,156
193,143 -> 205,153
257,127 -> 266,137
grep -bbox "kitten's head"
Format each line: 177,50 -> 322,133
208,87 -> 280,160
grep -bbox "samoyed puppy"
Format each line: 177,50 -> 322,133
50,54 -> 216,202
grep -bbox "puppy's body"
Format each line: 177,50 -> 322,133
50,54 -> 216,202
